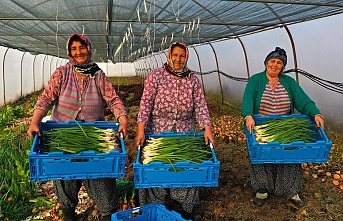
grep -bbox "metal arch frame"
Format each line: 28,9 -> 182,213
49,56 -> 55,77
208,42 -> 224,104
236,38 -> 251,79
189,45 -> 205,95
2,48 -> 10,105
20,52 -> 27,98
42,54 -> 48,90
32,55 -> 38,92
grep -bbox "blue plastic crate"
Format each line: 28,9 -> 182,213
29,120 -> 126,182
245,114 -> 333,164
133,132 -> 220,188
111,203 -> 191,221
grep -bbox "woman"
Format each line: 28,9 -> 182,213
242,47 -> 324,207
27,33 -> 128,221
135,41 -> 215,219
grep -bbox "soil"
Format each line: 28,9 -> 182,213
18,77 -> 343,221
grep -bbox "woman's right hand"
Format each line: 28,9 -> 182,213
245,115 -> 255,134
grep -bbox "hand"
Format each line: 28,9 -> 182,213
135,123 -> 146,148
204,126 -> 215,146
27,123 -> 41,138
314,114 -> 324,129
245,115 -> 255,134
117,115 -> 128,137
135,131 -> 145,148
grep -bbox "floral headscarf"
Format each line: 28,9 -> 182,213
163,41 -> 191,78
66,33 -> 100,77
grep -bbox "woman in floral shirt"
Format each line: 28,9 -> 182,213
135,41 -> 214,219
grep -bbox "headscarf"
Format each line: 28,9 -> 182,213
163,41 -> 191,78
66,33 -> 100,77
264,47 -> 287,67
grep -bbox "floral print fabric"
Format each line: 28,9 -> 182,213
137,67 -> 211,133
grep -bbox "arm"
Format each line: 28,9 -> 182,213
27,109 -> 46,138
242,74 -> 260,134
286,77 -> 324,128
192,76 -> 214,145
135,70 -> 160,147
98,73 -> 128,136
27,69 -> 63,138
135,122 -> 145,147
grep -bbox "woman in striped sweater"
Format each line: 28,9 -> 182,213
242,47 -> 324,208
27,33 -> 128,221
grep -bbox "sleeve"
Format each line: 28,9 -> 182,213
34,68 -> 63,113
137,69 -> 159,124
192,75 -> 212,129
241,76 -> 257,117
98,71 -> 127,119
288,78 -> 321,117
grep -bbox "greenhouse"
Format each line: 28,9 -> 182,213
0,1 -> 342,220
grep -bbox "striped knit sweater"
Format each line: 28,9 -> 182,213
35,63 -> 127,122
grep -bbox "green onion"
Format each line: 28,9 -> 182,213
141,136 -> 212,164
42,124 -> 120,154
254,117 -> 316,144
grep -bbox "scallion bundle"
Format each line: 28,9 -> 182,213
254,117 -> 316,144
141,136 -> 212,164
42,124 -> 119,154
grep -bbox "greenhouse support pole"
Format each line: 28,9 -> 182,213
208,42 -> 224,104
190,46 -> 205,96
49,56 -> 54,77
42,55 -> 48,90
236,37 -> 250,79
20,52 -> 27,98
284,25 -> 299,83
2,48 -> 10,105
33,55 -> 38,92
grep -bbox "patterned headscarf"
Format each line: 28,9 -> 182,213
164,41 -> 191,78
66,33 -> 100,77
264,47 -> 287,67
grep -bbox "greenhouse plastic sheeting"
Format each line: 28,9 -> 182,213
0,0 -> 341,63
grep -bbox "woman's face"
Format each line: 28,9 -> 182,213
170,45 -> 186,71
266,58 -> 284,78
70,40 -> 89,65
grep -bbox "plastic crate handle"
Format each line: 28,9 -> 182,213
209,142 -> 218,162
136,145 -> 141,163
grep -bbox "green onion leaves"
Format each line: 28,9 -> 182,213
254,117 -> 316,144
141,136 -> 212,164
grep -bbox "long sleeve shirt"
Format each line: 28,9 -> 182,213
137,67 -> 211,133
35,63 -> 127,122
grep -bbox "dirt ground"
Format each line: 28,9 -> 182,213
20,77 -> 343,221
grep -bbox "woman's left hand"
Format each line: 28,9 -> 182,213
314,114 -> 325,129
204,126 -> 215,146
118,115 -> 128,137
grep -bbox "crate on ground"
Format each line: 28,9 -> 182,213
111,203 -> 191,221
245,114 -> 332,164
29,120 -> 126,182
133,131 -> 220,189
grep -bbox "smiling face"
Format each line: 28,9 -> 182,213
266,58 -> 284,79
69,40 -> 89,65
170,45 -> 186,71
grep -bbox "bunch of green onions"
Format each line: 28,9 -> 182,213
254,117 -> 316,144
42,124 -> 119,154
141,136 -> 212,164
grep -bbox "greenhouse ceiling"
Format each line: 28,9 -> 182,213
0,0 -> 342,63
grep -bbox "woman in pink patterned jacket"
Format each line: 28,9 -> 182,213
27,33 -> 128,221
135,41 -> 214,220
